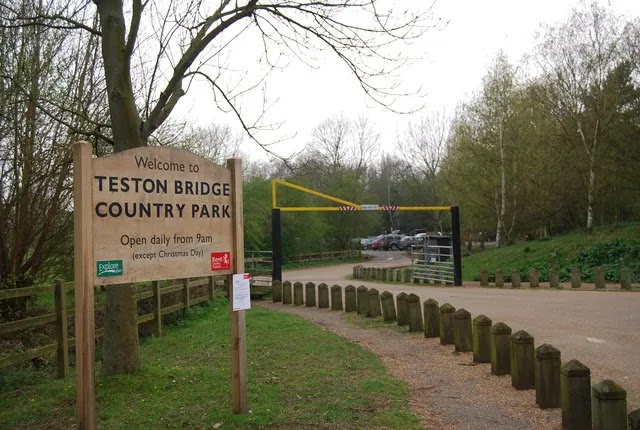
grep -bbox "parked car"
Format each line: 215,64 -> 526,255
399,235 -> 413,250
370,235 -> 385,250
380,234 -> 404,251
359,236 -> 378,250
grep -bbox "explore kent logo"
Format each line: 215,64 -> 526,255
211,252 -> 231,271
97,260 -> 124,277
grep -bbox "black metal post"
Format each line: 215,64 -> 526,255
271,208 -> 282,282
450,206 -> 462,286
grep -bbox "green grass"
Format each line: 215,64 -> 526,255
462,222 -> 640,282
284,256 -> 365,270
0,299 -> 420,429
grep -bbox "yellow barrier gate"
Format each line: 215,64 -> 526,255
270,180 -> 462,286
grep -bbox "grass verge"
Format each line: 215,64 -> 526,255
462,222 -> 640,282
0,299 -> 420,429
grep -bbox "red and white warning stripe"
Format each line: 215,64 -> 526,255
339,206 -> 358,211
380,205 -> 400,211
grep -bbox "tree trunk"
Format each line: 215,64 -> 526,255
101,284 -> 141,375
495,122 -> 506,247
586,162 -> 595,234
94,0 -> 144,375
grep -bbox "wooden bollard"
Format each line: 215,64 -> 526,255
356,285 -> 369,315
305,282 -> 316,307
272,280 -> 282,302
535,344 -> 561,409
368,288 -> 381,317
380,291 -> 396,322
344,285 -> 356,312
352,265 -> 358,279
495,269 -> 504,288
377,268 -> 384,280
571,268 -> 581,288
472,315 -> 492,363
529,269 -> 539,288
592,379 -> 627,430
282,281 -> 292,304
561,359 -> 591,430
423,299 -> 440,338
402,269 -> 412,283
393,269 -> 401,282
510,330 -> 535,389
620,268 -> 632,291
550,269 -> 560,288
396,293 -> 409,326
480,268 -> 489,287
595,266 -> 605,289
490,322 -> 512,375
453,308 -> 472,352
439,303 -> 456,345
407,294 -> 422,332
511,270 -> 521,288
318,283 -> 329,308
293,282 -> 304,305
386,269 -> 394,282
330,285 -> 343,311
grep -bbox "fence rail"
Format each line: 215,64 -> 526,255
289,249 -> 361,263
0,276 -> 226,376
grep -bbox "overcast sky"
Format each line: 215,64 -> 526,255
175,0 -> 640,161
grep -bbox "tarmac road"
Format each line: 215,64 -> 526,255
283,250 -> 640,411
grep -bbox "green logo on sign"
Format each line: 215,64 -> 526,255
97,260 -> 123,277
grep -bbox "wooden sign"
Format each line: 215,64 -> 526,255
91,146 -> 234,284
74,142 -> 248,430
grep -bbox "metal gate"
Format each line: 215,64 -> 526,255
245,250 -> 273,288
410,234 -> 455,284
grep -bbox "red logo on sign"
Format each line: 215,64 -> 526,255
211,252 -> 231,271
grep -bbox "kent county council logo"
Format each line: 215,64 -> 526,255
211,252 -> 231,271
97,260 -> 124,277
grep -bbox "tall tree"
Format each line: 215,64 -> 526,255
533,2 -> 638,232
0,0 -> 104,320
0,0 -> 434,374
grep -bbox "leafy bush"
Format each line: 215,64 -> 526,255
485,239 -> 640,283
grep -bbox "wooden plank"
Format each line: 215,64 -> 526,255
188,278 -> 208,288
0,314 -> 56,335
73,141 -> 96,430
0,285 -> 53,300
228,158 -> 248,415
183,278 -> 190,311
136,290 -> 154,301
162,284 -> 183,295
55,280 -> 69,379
0,343 -> 57,369
153,280 -> 162,336
161,303 -> 185,315
190,295 -> 209,306
137,313 -> 155,324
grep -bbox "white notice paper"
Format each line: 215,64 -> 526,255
232,273 -> 251,311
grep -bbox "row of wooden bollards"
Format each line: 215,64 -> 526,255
480,267 -> 634,290
271,281 -> 639,430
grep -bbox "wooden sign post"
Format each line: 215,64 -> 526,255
73,142 -> 247,429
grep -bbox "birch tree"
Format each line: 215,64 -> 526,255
533,2 -> 637,232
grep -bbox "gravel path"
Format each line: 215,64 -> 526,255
257,252 -> 640,429
256,301 -> 561,430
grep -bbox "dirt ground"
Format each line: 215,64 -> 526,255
255,253 -> 640,429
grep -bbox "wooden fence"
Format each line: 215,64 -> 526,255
0,276 -> 225,377
290,249 -> 361,263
